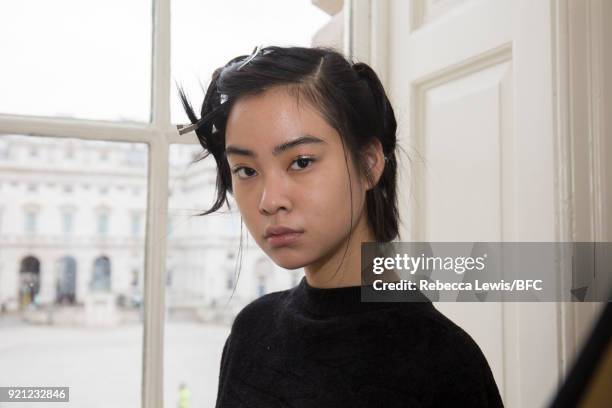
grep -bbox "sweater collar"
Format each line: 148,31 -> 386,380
291,276 -> 432,317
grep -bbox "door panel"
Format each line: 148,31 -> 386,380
388,0 -> 560,406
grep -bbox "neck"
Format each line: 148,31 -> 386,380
304,210 -> 374,289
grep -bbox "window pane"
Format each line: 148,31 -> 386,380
171,0 -> 333,123
0,1 -> 152,122
0,135 -> 148,408
165,144 -> 302,407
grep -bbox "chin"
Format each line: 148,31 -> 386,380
266,250 -> 310,271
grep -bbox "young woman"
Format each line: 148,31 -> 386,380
178,46 -> 503,407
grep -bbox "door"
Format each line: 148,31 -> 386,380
385,1 -> 561,406
56,256 -> 77,304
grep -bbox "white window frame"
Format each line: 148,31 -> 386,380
0,1 -> 365,406
0,2 -> 174,406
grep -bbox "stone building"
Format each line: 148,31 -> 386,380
0,135 -> 301,324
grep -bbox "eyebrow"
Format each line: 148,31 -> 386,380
225,135 -> 326,159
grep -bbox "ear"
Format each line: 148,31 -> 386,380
361,138 -> 385,191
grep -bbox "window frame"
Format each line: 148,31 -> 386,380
0,2 -> 177,405
0,1 -> 364,406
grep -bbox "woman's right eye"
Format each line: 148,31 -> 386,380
232,166 -> 257,179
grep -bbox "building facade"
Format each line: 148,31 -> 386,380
0,135 -> 302,323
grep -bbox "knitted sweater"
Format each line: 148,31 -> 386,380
215,276 -> 504,407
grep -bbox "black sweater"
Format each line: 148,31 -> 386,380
215,276 -> 504,407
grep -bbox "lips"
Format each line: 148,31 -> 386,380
264,225 -> 302,239
264,225 -> 304,248
266,231 -> 303,248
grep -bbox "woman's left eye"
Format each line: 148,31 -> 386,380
290,157 -> 316,170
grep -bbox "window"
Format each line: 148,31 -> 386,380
0,135 -> 148,407
56,256 -> 77,304
62,211 -> 74,235
132,213 -> 142,238
0,1 -> 347,406
97,213 -> 109,236
19,256 -> 41,307
0,0 -> 152,122
24,210 -> 37,234
91,256 -> 112,292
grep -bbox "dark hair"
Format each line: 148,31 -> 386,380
178,46 -> 402,291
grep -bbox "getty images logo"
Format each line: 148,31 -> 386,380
372,253 -> 487,275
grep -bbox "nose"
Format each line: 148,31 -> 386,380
258,174 -> 292,216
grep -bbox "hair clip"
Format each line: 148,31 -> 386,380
237,45 -> 263,71
176,121 -> 200,136
176,108 -> 222,136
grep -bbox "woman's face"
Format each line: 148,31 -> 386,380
225,86 -> 370,271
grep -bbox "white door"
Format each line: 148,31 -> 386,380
385,1 -> 561,407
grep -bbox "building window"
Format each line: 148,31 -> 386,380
56,256 -> 77,304
131,213 -> 141,237
91,256 -> 111,292
62,211 -> 74,235
97,213 -> 109,236
24,210 -> 37,234
19,256 -> 41,308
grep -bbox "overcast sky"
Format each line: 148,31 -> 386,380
0,0 -> 330,123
